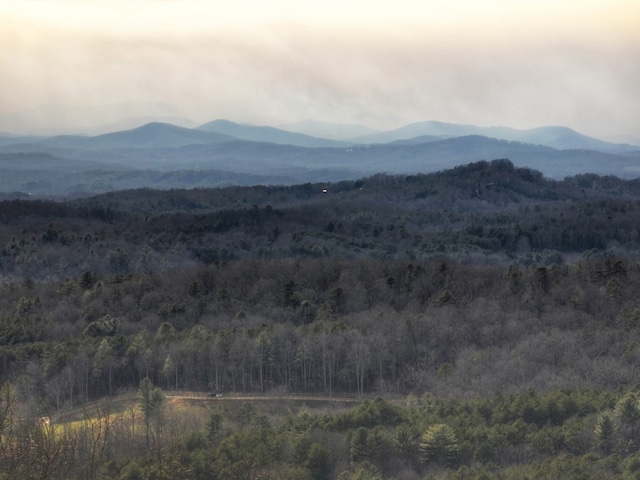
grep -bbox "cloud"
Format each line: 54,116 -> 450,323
0,1 -> 638,138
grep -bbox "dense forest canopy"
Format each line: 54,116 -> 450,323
3,159 -> 640,478
2,160 -> 640,397
2,160 -> 640,280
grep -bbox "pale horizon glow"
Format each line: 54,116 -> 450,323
1,0 -> 639,140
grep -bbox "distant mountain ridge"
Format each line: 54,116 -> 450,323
37,122 -> 235,150
0,118 -> 638,196
278,119 -> 381,140
345,120 -> 639,153
2,118 -> 637,152
197,119 -> 348,148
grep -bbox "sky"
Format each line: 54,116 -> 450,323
1,0 -> 639,140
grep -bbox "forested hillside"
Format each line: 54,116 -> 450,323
3,159 -> 640,478
3,159 -> 640,279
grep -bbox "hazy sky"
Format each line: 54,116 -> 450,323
1,0 -> 639,139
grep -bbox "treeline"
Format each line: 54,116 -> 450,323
169,389 -> 640,480
0,254 -> 638,411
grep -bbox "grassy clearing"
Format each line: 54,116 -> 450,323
48,390 -> 368,445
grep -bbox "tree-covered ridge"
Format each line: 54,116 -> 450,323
2,160 -> 640,280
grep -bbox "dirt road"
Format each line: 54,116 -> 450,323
166,392 -> 361,403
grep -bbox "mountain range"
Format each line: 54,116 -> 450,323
0,119 -> 638,196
